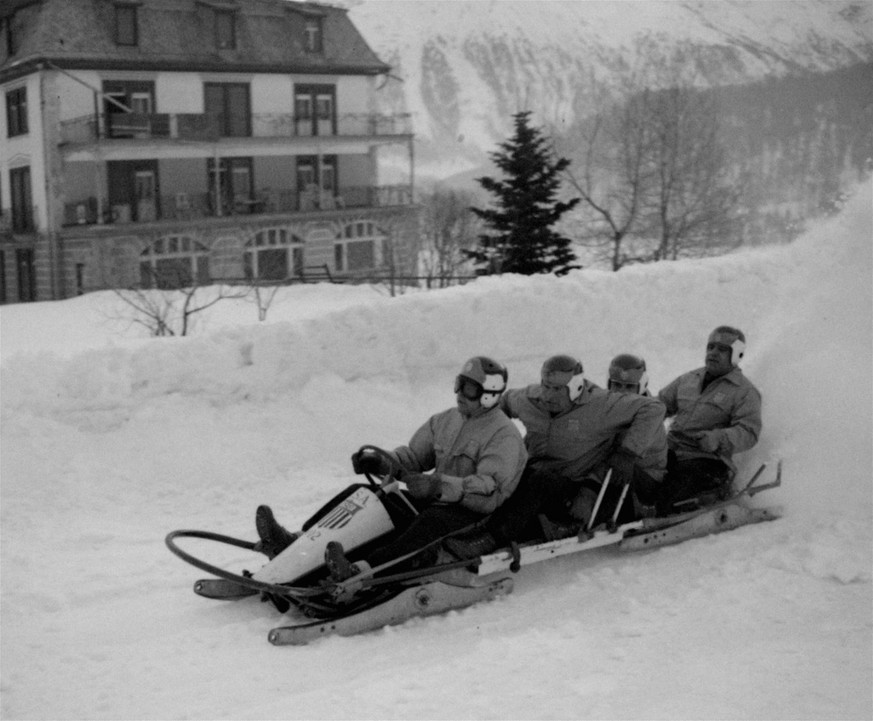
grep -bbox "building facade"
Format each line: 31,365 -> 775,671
0,0 -> 416,303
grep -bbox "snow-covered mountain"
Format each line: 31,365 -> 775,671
339,0 -> 873,179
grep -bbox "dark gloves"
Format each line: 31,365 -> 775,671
609,448 -> 637,487
351,449 -> 388,476
405,473 -> 444,500
695,431 -> 721,454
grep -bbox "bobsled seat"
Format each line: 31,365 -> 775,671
443,528 -> 500,559
658,455 -> 734,516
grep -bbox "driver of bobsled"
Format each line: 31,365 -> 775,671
253,356 -> 527,583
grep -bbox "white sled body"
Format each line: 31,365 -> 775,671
253,486 -> 395,584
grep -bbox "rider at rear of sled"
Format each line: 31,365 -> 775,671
656,325 -> 762,515
605,353 -> 668,519
445,353 -> 667,558
257,356 -> 528,583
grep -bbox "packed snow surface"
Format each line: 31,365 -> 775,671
1,184 -> 871,719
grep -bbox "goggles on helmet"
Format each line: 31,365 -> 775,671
454,376 -> 484,401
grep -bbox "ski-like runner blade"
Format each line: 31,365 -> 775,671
267,578 -> 513,645
193,578 -> 259,600
619,501 -> 782,552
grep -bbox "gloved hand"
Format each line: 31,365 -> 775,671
405,473 -> 443,500
695,431 -> 721,454
609,448 -> 637,487
351,449 -> 387,476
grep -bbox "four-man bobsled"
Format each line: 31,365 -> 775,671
165,447 -> 782,645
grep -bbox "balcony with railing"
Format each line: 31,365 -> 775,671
59,111 -> 414,145
61,183 -> 414,228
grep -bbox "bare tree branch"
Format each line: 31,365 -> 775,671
559,36 -> 740,270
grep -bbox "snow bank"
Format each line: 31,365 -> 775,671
0,182 -> 870,720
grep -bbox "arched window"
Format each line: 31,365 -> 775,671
140,235 -> 209,289
244,228 -> 304,280
334,221 -> 384,272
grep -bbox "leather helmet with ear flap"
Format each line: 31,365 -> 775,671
708,326 -> 746,366
455,356 -> 508,409
541,354 -> 585,401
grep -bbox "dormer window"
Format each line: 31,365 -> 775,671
304,17 -> 322,53
215,10 -> 236,49
114,4 -> 139,47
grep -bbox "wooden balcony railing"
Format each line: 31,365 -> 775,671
60,111 -> 413,144
61,184 -> 413,228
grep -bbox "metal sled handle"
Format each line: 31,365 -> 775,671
357,444 -> 402,489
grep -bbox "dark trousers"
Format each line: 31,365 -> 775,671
606,467 -> 653,524
485,467 -> 581,545
486,464 -> 661,544
367,503 -> 485,571
657,451 -> 732,515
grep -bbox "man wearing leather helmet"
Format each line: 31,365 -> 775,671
657,325 -> 762,513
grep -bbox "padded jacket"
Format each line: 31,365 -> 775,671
390,406 -> 527,515
658,366 -> 762,471
499,381 -> 667,483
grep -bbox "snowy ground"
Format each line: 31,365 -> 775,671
1,183 -> 871,720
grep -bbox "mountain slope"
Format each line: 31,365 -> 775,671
341,0 -> 873,176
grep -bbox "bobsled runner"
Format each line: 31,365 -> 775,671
165,447 -> 782,646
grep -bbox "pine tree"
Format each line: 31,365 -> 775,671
469,111 -> 580,275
